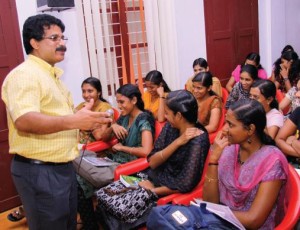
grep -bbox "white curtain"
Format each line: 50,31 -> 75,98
144,0 -> 180,90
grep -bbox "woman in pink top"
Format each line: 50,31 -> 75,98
226,52 -> 268,92
204,99 -> 288,229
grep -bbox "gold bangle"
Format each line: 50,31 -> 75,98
160,150 -> 165,160
205,175 -> 219,183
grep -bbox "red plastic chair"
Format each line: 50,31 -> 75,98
84,107 -> 120,152
208,108 -> 225,144
276,89 -> 290,115
114,147 -> 211,205
275,165 -> 300,230
172,164 -> 300,230
154,121 -> 165,140
208,87 -> 228,143
221,87 -> 229,104
112,107 -> 120,121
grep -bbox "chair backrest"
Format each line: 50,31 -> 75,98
191,149 -> 211,193
113,107 -> 120,121
209,108 -> 225,144
275,165 -> 300,230
276,90 -> 290,115
221,87 -> 229,104
154,121 -> 166,141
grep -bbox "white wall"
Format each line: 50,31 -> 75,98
173,0 -> 206,89
286,0 -> 300,53
259,0 -> 300,77
15,0 -> 89,106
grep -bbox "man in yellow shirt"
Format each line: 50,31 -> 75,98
1,14 -> 111,230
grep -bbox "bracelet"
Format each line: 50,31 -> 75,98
205,175 -> 219,183
160,150 -> 165,160
159,96 -> 166,99
283,77 -> 289,82
208,162 -> 219,166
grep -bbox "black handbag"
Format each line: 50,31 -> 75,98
96,180 -> 157,223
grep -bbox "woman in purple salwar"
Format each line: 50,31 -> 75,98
203,99 -> 289,229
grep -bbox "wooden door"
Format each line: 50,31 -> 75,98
204,0 -> 259,85
0,0 -> 24,212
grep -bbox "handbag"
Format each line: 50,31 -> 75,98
73,150 -> 119,188
96,180 -> 157,223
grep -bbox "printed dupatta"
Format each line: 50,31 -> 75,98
219,144 -> 289,208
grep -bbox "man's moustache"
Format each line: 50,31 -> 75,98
56,46 -> 67,52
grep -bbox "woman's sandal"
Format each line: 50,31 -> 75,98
7,207 -> 25,222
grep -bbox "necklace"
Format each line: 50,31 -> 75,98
237,152 -> 244,165
237,144 -> 263,165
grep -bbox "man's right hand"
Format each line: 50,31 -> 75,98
75,99 -> 112,131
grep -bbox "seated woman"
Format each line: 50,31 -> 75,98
279,78 -> 300,114
269,45 -> 294,85
276,107 -> 300,168
142,70 -> 171,122
185,57 -> 222,97
96,90 -> 210,229
204,99 -> 288,229
273,51 -> 299,93
226,52 -> 268,93
77,83 -> 155,230
225,64 -> 258,109
76,77 -> 113,144
226,53 -> 268,93
192,71 -> 222,133
250,79 -> 284,139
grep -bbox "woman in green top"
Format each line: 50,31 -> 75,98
78,83 -> 155,230
104,83 -> 155,163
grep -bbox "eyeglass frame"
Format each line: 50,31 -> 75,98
42,34 -> 68,42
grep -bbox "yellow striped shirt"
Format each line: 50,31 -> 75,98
1,55 -> 79,162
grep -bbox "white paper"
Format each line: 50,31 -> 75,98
83,156 -> 118,166
191,199 -> 246,230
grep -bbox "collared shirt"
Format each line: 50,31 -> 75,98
2,55 -> 79,162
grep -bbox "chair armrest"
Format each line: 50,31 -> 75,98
172,188 -> 204,205
275,165 -> 300,230
157,193 -> 182,205
209,132 -> 217,144
84,138 -> 118,152
114,158 -> 149,181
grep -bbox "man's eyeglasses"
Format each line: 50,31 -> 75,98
43,35 -> 68,42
